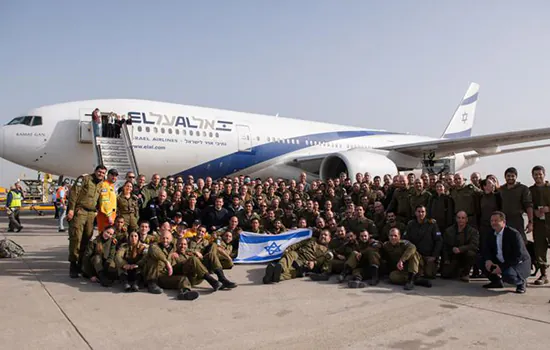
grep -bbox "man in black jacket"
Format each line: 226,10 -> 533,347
482,211 -> 531,293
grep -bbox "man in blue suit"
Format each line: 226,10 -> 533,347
482,211 -> 531,294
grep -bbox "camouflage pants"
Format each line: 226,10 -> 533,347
533,220 -> 550,267
206,243 -> 234,271
158,256 -> 208,290
68,209 -> 96,264
441,251 -> 476,278
388,252 -> 420,285
345,249 -> 381,279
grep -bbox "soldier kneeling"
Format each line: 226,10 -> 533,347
204,231 -> 237,289
382,228 -> 432,290
81,226 -> 117,287
115,231 -> 147,292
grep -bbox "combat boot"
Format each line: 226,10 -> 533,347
214,269 -> 237,289
121,275 -> 131,292
177,289 -> 199,300
404,272 -> 415,290
534,267 -> 548,285
368,265 -> 379,286
98,271 -> 113,287
203,273 -> 222,291
130,282 -> 140,292
272,263 -> 282,283
338,265 -> 352,283
147,281 -> 163,294
414,278 -> 432,288
348,276 -> 366,289
263,263 -> 276,284
69,262 -> 79,279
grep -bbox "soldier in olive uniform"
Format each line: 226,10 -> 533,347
476,178 -> 501,278
81,226 -> 116,287
339,230 -> 382,288
188,226 -> 211,257
349,206 -> 379,237
117,180 -> 140,232
428,181 -> 455,233
204,231 -> 238,289
409,179 -> 432,217
115,231 -> 147,292
67,165 -> 106,278
382,228 -> 428,290
388,175 -> 412,223
143,230 -> 177,294
500,167 -> 533,243
441,211 -> 479,282
263,230 -> 331,283
529,165 -> 550,285
327,226 -> 355,274
380,212 -> 406,243
404,205 -> 442,279
156,236 -> 224,300
450,173 -> 481,228
139,173 -> 161,217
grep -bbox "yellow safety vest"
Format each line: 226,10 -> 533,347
9,190 -> 22,208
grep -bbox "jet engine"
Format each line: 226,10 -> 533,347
319,149 -> 399,181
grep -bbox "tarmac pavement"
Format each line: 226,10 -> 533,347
1,214 -> 549,350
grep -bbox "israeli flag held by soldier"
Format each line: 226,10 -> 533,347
234,229 -> 312,264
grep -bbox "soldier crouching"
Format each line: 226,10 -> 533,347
441,211 -> 479,282
262,230 -> 331,284
338,230 -> 382,288
382,228 -> 432,290
81,226 -> 117,287
115,231 -> 147,292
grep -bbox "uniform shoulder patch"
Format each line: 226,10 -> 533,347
436,231 -> 442,236
401,239 -> 411,245
75,177 -> 84,187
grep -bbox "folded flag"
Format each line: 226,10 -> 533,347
234,229 -> 312,264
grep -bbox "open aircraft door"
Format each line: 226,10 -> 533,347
236,125 -> 253,152
78,108 -> 94,143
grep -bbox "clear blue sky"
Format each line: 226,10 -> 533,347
2,1 -> 550,185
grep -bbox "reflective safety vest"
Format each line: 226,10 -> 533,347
56,187 -> 66,205
9,190 -> 22,208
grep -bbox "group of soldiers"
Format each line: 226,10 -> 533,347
64,164 -> 550,300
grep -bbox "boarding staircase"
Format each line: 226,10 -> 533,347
92,123 -> 139,188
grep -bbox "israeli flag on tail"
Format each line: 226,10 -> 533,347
234,229 -> 312,264
441,82 -> 479,139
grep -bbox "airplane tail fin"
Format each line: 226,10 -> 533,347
440,82 -> 479,139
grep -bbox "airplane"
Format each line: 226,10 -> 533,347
2,82 -> 550,182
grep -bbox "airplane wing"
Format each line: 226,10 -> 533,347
379,127 -> 550,158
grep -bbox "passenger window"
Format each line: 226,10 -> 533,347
138,126 -> 143,132
215,132 -> 219,138
145,127 -> 150,132
175,129 -> 179,135
182,130 -> 186,135
31,116 -> 42,126
161,128 -> 165,134
203,131 -> 207,137
190,130 -> 194,136
168,128 -> 172,134
209,132 -> 213,138
153,127 -> 158,133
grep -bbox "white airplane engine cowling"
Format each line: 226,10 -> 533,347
319,150 -> 399,181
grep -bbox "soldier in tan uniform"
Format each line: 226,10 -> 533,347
115,231 -> 147,292
409,179 -> 432,217
327,226 -> 354,274
117,181 -> 139,232
529,165 -> 550,285
262,230 -> 331,283
67,165 -> 106,278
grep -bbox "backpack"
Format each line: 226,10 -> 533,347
0,238 -> 25,258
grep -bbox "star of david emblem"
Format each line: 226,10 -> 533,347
264,242 -> 282,255
461,112 -> 468,123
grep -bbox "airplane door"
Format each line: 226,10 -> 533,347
78,108 -> 94,143
236,125 -> 253,152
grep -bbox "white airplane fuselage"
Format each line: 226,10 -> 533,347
0,99 -> 446,180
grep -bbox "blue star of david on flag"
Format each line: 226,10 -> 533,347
264,242 -> 282,255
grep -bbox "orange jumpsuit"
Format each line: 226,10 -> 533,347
97,180 -> 117,232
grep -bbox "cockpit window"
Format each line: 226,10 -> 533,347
6,116 -> 41,126
31,116 -> 42,126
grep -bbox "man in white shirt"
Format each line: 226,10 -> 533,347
482,211 -> 531,294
